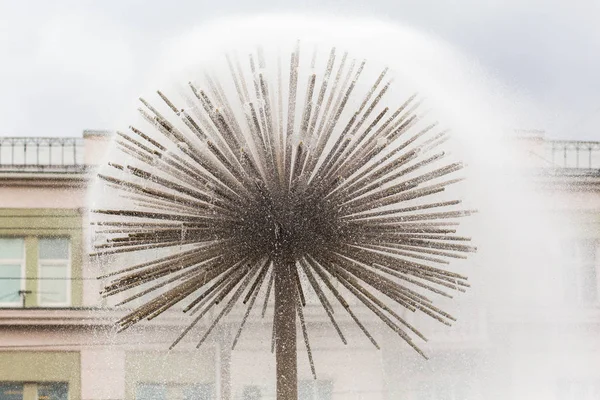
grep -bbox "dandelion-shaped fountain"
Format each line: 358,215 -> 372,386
91,35 -> 476,400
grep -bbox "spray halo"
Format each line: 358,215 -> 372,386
91,20 -> 476,390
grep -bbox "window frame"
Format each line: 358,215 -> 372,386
0,237 -> 26,308
37,237 -> 72,307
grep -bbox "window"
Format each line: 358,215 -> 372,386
0,237 -> 73,308
0,238 -> 25,307
298,380 -> 333,400
0,383 -> 23,400
136,384 -> 166,400
37,382 -> 68,400
181,384 -> 213,400
136,383 -> 214,400
243,385 -> 262,400
563,239 -> 598,305
0,382 -> 67,400
38,238 -> 70,306
557,379 -> 600,400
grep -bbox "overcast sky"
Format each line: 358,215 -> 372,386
0,0 -> 598,141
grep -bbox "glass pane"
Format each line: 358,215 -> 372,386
0,264 -> 22,304
136,384 -> 166,400
0,383 -> 23,400
38,382 -> 68,400
0,238 -> 24,260
298,381 -> 313,400
242,385 -> 262,400
39,263 -> 68,304
183,383 -> 214,400
39,238 -> 69,260
316,381 -> 333,400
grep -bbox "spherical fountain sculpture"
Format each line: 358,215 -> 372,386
91,20 -> 477,400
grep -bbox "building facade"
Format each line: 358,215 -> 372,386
0,132 -> 386,400
0,131 -> 599,400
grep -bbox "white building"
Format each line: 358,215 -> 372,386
0,131 -> 599,400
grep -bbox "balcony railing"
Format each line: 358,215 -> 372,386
546,140 -> 600,170
0,137 -> 86,172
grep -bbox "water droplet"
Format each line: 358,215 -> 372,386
376,137 -> 389,148
177,141 -> 190,152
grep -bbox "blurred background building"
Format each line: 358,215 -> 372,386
0,131 -> 599,400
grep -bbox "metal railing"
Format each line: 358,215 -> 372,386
547,140 -> 600,170
0,137 -> 85,172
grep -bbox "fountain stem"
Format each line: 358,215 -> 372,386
274,251 -> 298,400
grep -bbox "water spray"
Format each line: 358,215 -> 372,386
92,42 -> 476,400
